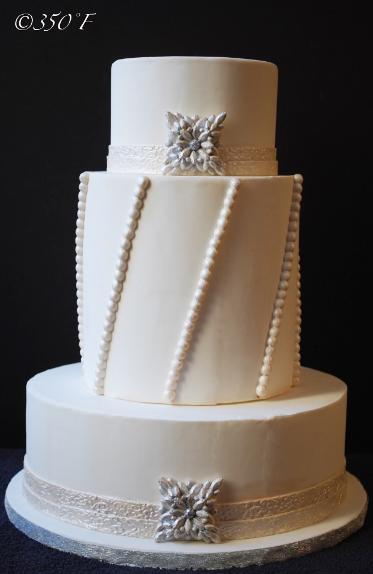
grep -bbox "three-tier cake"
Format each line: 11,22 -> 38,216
5,57 -> 367,569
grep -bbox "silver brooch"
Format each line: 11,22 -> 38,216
155,477 -> 223,543
163,112 -> 226,175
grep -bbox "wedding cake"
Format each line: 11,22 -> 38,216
5,57 -> 367,569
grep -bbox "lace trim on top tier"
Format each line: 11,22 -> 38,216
107,145 -> 277,176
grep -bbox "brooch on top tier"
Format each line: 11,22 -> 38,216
163,112 -> 226,176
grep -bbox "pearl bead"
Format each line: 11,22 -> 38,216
284,252 -> 294,262
104,321 -> 114,333
275,298 -> 284,309
110,290 -> 121,303
212,229 -> 222,243
129,207 -> 141,220
166,390 -> 176,403
115,269 -> 126,283
117,250 -> 129,264
289,221 -> 298,232
291,202 -> 301,212
279,280 -> 288,290
126,229 -> 136,241
261,364 -> 271,376
263,355 -> 272,366
198,278 -> 208,290
217,215 -> 227,229
204,256 -> 214,269
273,317 -> 281,327
287,231 -> 297,241
258,375 -> 269,386
121,237 -> 131,251
281,270 -> 291,280
98,350 -> 108,362
171,358 -> 183,371
206,246 -> 217,258
274,307 -> 283,318
267,336 -> 276,347
100,339 -> 110,351
127,218 -> 138,232
79,172 -> 89,184
294,174 -> 303,184
103,332 -> 112,343
133,197 -> 143,210
137,176 -> 148,188
269,326 -> 279,338
283,261 -> 292,271
195,287 -> 204,300
201,268 -> 211,280
286,242 -> 295,252
76,228 -> 84,238
117,256 -> 128,270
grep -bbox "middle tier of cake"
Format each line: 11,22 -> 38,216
78,173 -> 301,404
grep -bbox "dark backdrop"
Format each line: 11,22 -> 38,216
0,2 -> 371,452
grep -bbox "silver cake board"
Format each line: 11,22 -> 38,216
5,470 -> 367,570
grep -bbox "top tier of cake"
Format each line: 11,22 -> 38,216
111,57 -> 278,149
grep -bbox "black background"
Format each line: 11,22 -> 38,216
0,2 -> 371,452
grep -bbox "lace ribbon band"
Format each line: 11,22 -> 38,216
23,462 -> 347,541
107,145 -> 278,176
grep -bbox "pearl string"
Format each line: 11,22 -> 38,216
164,178 -> 240,403
256,174 -> 303,398
293,254 -> 302,385
93,176 -> 150,395
76,172 -> 89,362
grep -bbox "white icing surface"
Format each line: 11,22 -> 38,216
81,173 -> 296,404
26,364 -> 346,504
111,57 -> 277,148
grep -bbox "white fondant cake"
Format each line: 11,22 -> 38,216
5,56 -> 367,567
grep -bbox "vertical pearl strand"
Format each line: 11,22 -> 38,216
93,176 -> 150,395
163,178 -> 240,404
76,172 -> 89,362
292,253 -> 302,385
256,174 -> 303,398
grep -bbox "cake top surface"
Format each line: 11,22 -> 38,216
112,55 -> 277,67
31,365 -> 346,421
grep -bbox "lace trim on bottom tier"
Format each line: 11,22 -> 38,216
23,461 -> 347,541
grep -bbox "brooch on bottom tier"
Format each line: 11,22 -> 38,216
155,477 -> 223,543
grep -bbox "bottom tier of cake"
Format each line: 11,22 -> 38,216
22,364 -> 348,537
5,363 -> 368,567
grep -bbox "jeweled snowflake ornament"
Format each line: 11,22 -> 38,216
163,112 -> 227,175
155,477 -> 223,543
